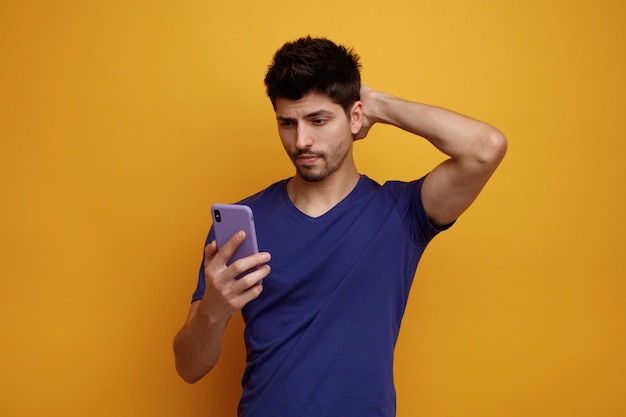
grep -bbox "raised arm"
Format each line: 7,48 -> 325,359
357,86 -> 507,227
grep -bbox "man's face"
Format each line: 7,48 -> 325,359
275,92 -> 363,183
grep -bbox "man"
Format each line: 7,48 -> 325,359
174,36 -> 507,416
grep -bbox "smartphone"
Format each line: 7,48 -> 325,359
211,203 -> 259,269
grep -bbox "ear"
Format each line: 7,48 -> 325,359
349,101 -> 364,135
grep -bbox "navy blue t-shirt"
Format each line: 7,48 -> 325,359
193,175 -> 448,417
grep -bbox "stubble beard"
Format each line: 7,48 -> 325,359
291,139 -> 352,183
294,151 -> 333,182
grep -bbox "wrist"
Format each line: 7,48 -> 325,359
366,91 -> 396,125
196,302 -> 231,329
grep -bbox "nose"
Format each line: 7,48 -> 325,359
295,124 -> 313,150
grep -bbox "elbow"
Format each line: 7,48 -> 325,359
175,359 -> 213,384
174,356 -> 198,384
180,373 -> 202,385
178,371 -> 199,385
173,336 -> 215,384
477,127 -> 508,168
492,128 -> 508,161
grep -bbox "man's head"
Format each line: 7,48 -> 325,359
264,36 -> 361,115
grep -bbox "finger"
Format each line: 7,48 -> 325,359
228,251 -> 271,278
231,262 -> 271,290
214,230 -> 246,265
229,269 -> 268,307
206,264 -> 269,314
215,282 -> 265,314
235,282 -> 264,307
203,240 -> 218,268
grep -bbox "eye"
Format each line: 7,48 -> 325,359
279,120 -> 294,128
312,118 -> 326,125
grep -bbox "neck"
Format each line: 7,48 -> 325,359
287,167 -> 360,218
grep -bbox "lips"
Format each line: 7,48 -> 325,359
295,152 -> 323,165
298,155 -> 319,163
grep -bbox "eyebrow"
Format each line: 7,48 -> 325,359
276,109 -> 335,121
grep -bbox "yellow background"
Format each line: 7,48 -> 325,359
1,0 -> 624,416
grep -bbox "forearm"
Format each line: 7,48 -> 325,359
173,303 -> 229,383
367,91 -> 506,165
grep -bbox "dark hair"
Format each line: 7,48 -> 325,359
264,36 -> 361,114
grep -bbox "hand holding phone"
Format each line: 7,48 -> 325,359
200,204 -> 267,322
212,204 -> 260,278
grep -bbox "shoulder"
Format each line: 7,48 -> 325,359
382,175 -> 454,241
237,178 -> 290,206
378,176 -> 427,204
349,175 -> 427,209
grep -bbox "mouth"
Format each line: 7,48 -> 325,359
295,152 -> 323,165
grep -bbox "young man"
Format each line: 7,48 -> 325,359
174,36 -> 507,416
